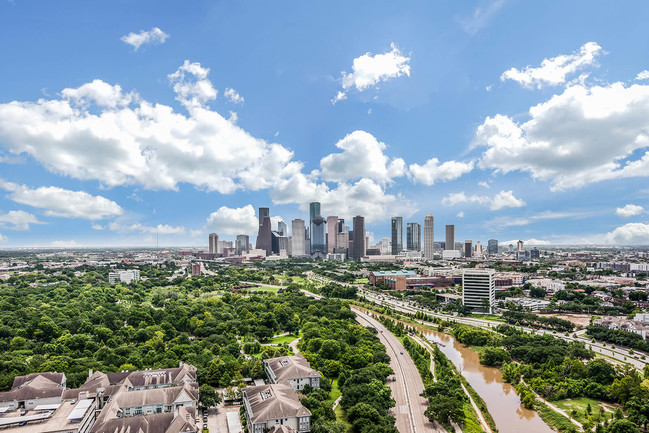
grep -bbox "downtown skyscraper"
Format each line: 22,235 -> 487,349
424,214 -> 434,259
309,202 -> 326,255
291,219 -> 306,257
255,207 -> 272,255
351,215 -> 365,260
445,225 -> 455,251
208,233 -> 218,254
391,216 -> 403,255
406,222 -> 421,251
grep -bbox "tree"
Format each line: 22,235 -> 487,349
199,384 -> 221,408
606,419 -> 639,433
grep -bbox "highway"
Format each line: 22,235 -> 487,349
352,307 -> 438,433
357,288 -> 649,369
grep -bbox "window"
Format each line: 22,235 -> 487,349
135,407 -> 143,415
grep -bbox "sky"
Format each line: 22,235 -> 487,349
1,0 -> 649,248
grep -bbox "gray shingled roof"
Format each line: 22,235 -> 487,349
244,383 -> 311,425
264,355 -> 320,382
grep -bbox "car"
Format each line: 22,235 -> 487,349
203,424 -> 208,429
18,422 -> 26,426
20,410 -> 27,416
71,400 -> 77,404
400,351 -> 403,355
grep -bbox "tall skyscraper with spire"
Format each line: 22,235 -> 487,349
391,216 -> 403,255
424,214 -> 434,259
309,202 -> 325,255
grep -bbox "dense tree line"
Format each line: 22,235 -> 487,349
502,311 -> 574,332
587,325 -> 649,353
299,313 -> 397,433
0,269 -> 355,391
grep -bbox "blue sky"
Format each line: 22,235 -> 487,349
1,0 -> 649,247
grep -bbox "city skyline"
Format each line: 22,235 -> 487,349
1,2 -> 649,247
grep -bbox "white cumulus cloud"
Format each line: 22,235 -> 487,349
205,204 -> 259,236
121,27 -> 169,51
0,210 -> 44,230
476,81 -> 649,190
636,70 -> 649,81
333,43 -> 410,103
0,233 -> 7,243
442,190 -> 525,211
0,179 -> 123,220
109,221 -> 185,235
491,190 -> 526,211
501,42 -> 603,89
319,130 -> 405,184
604,223 -> 649,245
50,240 -> 80,248
409,158 -> 474,186
616,204 -> 645,218
224,88 -> 244,104
0,61 -> 303,195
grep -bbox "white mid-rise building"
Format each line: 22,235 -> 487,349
463,269 -> 495,313
108,270 -> 140,284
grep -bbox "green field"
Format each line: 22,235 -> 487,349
249,285 -> 280,293
468,313 -> 506,322
354,278 -> 369,284
262,333 -> 301,345
553,397 -> 614,424
334,405 -> 352,433
536,401 -> 578,433
326,379 -> 342,405
462,401 -> 485,433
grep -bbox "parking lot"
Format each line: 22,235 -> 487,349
205,402 -> 241,433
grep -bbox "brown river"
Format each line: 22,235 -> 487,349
353,307 -> 553,433
422,327 -> 553,433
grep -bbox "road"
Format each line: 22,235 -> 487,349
358,288 -> 649,369
352,307 -> 437,433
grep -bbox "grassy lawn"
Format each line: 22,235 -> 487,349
468,313 -> 506,322
263,333 -> 301,345
326,379 -> 342,405
537,401 -> 578,433
250,285 -> 280,293
462,401 -> 484,433
334,405 -> 352,433
354,278 -> 369,284
553,397 -> 613,424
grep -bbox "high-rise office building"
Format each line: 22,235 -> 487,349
309,202 -> 320,226
236,234 -> 249,255
337,218 -> 345,233
291,219 -> 306,256
424,214 -> 434,259
445,225 -> 455,251
508,244 -> 514,253
258,207 -> 269,227
391,217 -> 403,255
487,239 -> 498,255
277,221 -> 287,236
531,247 -> 540,259
351,216 -> 365,260
462,269 -> 495,313
406,222 -> 421,251
327,215 -> 338,253
475,241 -> 483,256
517,240 -> 524,252
464,240 -> 473,258
208,233 -> 218,254
311,216 -> 326,255
336,232 -> 349,251
256,207 -> 272,255
191,262 -> 201,277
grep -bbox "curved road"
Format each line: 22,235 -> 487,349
352,307 -> 437,433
